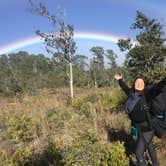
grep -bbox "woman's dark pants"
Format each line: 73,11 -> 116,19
135,130 -> 158,166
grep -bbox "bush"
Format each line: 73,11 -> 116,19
65,141 -> 129,166
11,146 -> 34,166
6,114 -> 35,143
62,137 -> 129,166
46,107 -> 68,135
11,142 -> 64,166
100,91 -> 126,111
108,141 -> 129,166
45,107 -> 92,140
8,138 -> 129,166
72,89 -> 126,114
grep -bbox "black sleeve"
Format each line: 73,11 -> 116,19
118,79 -> 131,96
145,76 -> 166,100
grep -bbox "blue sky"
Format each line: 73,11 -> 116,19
0,0 -> 166,65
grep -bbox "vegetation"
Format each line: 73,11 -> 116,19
0,7 -> 166,166
29,1 -> 77,99
117,11 -> 166,83
0,88 -> 130,166
0,88 -> 166,165
0,50 -> 123,97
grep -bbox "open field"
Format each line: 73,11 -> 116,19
0,87 -> 165,165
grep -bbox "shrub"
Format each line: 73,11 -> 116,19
11,142 -> 64,166
108,141 -> 129,166
45,107 -> 92,140
100,91 -> 126,111
62,137 -> 129,166
9,138 -> 129,166
46,107 -> 67,135
6,114 -> 35,143
11,146 -> 34,166
32,141 -> 64,166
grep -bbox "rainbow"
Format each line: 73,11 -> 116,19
0,32 -> 136,55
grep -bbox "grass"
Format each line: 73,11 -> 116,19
0,87 -> 165,165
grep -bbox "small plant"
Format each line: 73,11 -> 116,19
61,135 -> 129,166
6,114 -> 35,143
11,146 -> 34,166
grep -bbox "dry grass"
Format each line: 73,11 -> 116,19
0,87 -> 166,165
0,88 -> 68,114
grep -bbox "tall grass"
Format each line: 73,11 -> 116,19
0,87 -> 165,165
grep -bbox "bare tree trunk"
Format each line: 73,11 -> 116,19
94,77 -> 98,88
69,62 -> 74,99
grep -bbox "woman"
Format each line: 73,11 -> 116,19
114,74 -> 166,166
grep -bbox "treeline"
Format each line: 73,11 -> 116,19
0,48 -> 122,96
1,11 -> 166,97
0,8 -> 166,165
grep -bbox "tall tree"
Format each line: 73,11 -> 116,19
106,49 -> 117,68
117,11 -> 166,83
90,46 -> 105,87
28,1 -> 76,99
72,54 -> 89,87
72,54 -> 88,71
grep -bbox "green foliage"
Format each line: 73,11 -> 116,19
117,39 -> 133,52
143,65 -> 166,83
73,66 -> 88,87
0,50 -> 124,96
100,91 -> 126,110
37,142 -> 64,166
6,114 -> 35,143
73,89 -> 126,113
84,94 -> 100,103
10,142 -> 64,166
62,139 -> 129,166
108,141 -> 129,166
46,107 -> 69,135
78,129 -> 98,144
72,97 -> 85,110
0,88 -> 136,165
11,146 -> 34,166
0,150 -> 7,166
100,94 -> 115,110
90,46 -> 106,87
0,52 -> 67,96
45,106 -> 92,139
105,49 -> 118,73
90,47 -> 105,68
72,98 -> 93,122
9,136 -> 128,166
118,11 -> 166,82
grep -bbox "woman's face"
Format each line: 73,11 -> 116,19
134,78 -> 145,91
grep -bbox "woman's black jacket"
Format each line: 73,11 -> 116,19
118,76 -> 166,128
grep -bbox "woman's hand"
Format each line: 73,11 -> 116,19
114,73 -> 122,80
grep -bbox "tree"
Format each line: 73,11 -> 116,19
105,49 -> 119,86
117,11 -> 166,83
90,46 -> 105,87
117,39 -> 133,52
28,1 -> 77,99
72,54 -> 88,71
0,54 -> 11,94
72,54 -> 89,86
105,49 -> 117,68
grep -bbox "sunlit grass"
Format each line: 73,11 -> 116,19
0,87 -> 165,165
